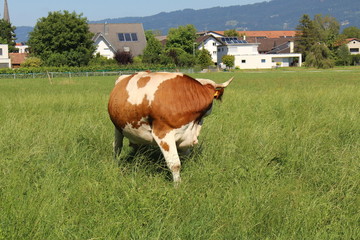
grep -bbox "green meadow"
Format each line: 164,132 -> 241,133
0,68 -> 359,239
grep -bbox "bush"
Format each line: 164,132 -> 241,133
222,55 -> 235,69
89,53 -> 117,66
21,57 -> 43,68
114,50 -> 134,65
351,54 -> 360,66
197,48 -> 213,69
305,43 -> 334,69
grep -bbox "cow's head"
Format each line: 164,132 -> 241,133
196,77 -> 234,100
213,77 -> 234,100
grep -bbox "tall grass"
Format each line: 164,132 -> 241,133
1,69 -> 359,239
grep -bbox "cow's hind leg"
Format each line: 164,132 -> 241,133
152,130 -> 181,183
114,128 -> 124,159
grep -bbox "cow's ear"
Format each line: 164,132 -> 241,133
214,88 -> 224,100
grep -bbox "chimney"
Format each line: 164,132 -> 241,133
289,41 -> 294,53
104,22 -> 109,35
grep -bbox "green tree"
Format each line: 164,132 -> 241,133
313,14 -> 340,51
305,43 -> 334,69
163,47 -> 195,67
142,31 -> 163,64
336,45 -> 352,66
222,55 -> 235,69
0,19 -> 16,52
197,48 -> 213,68
342,26 -> 360,38
295,14 -> 317,61
28,11 -> 95,67
166,25 -> 197,55
224,29 -> 239,37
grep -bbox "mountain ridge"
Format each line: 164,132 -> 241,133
15,0 -> 360,42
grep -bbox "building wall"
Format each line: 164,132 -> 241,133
347,40 -> 360,55
94,38 -> 115,59
233,54 -> 302,69
217,44 -> 260,66
15,45 -> 29,54
0,44 -> 11,68
199,38 -> 220,63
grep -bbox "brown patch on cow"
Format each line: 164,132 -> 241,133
171,164 -> 181,172
160,141 -> 170,151
108,74 -> 151,130
137,76 -> 151,88
151,75 -> 216,139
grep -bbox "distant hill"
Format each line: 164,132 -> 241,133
15,26 -> 33,43
15,0 -> 360,42
90,0 -> 359,34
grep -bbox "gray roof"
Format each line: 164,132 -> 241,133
88,23 -> 147,56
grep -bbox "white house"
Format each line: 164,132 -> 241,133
345,38 -> 360,55
89,23 -> 147,58
15,43 -> 29,53
92,32 -> 117,59
196,35 -> 223,63
0,44 -> 11,68
197,33 -> 302,69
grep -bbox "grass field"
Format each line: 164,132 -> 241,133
1,68 -> 359,239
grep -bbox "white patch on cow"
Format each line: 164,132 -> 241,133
122,120 -> 154,145
126,72 -> 184,105
174,121 -> 199,149
115,74 -> 131,85
152,129 -> 181,183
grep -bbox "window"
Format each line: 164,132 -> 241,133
350,48 -> 359,53
213,51 -> 217,55
131,33 -> 138,41
213,42 -> 216,46
118,33 -> 125,41
261,59 -> 266,63
241,59 -> 246,63
0,48 -> 2,55
118,33 -> 138,42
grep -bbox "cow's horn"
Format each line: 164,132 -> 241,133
215,77 -> 234,89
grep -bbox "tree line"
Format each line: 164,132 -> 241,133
295,14 -> 360,68
0,11 -> 359,69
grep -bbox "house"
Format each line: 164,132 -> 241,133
9,53 -> 28,68
254,38 -> 295,54
0,44 -> 11,68
15,43 -> 29,53
345,38 -> 360,55
92,32 -> 117,59
196,35 -> 223,63
88,23 -> 147,58
216,37 -> 301,69
196,32 -> 301,69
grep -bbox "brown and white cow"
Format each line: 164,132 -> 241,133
108,71 -> 233,183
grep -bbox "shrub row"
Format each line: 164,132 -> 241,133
0,64 -> 176,75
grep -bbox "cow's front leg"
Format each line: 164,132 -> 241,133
114,127 -> 123,160
152,129 -> 181,183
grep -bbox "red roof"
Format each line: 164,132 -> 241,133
214,30 -> 296,38
9,53 -> 28,65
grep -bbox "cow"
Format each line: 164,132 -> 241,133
108,71 -> 233,183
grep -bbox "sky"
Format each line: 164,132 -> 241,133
3,0 -> 268,26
